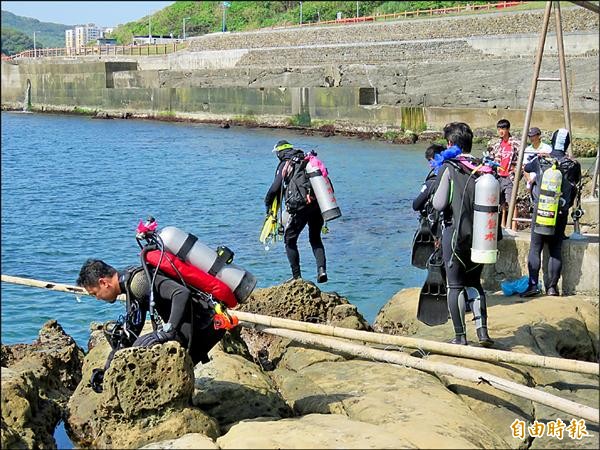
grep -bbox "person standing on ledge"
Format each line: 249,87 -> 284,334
486,119 -> 521,228
264,140 -> 327,283
521,129 -> 581,297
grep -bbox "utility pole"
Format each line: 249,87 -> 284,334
222,2 -> 231,32
149,14 -> 152,43
300,1 -> 303,24
183,17 -> 191,40
356,1 -> 359,18
33,31 -> 40,57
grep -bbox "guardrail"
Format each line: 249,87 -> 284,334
273,1 -> 524,29
11,42 -> 187,60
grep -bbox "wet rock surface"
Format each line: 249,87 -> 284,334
4,281 -> 598,449
1,320 -> 83,449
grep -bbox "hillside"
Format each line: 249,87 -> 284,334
1,10 -> 71,49
110,0 -> 495,44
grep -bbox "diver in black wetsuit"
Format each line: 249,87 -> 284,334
431,122 -> 494,347
77,259 -> 225,392
265,140 -> 327,283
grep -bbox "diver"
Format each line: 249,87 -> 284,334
431,122 -> 494,347
265,140 -> 327,283
77,258 -> 227,393
521,128 -> 582,297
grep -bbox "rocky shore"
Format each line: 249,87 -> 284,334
1,280 -> 598,449
2,104 -> 598,158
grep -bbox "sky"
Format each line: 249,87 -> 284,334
1,1 -> 175,27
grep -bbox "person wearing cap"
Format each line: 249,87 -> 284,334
264,140 -> 327,283
521,128 -> 581,297
485,119 -> 521,227
522,127 -> 552,191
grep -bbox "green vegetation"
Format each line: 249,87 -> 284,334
288,111 -> 312,127
1,27 -> 34,55
1,10 -> 70,50
111,1 -> 508,44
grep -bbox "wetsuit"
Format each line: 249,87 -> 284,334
107,268 -> 224,367
524,151 -> 581,292
265,147 -> 326,279
432,155 -> 491,344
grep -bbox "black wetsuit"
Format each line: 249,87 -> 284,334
107,268 -> 224,367
433,157 -> 488,338
524,151 -> 581,290
265,147 -> 326,279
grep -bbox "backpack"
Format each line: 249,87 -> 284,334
282,154 -> 315,214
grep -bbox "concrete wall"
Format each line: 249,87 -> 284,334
482,234 -> 599,296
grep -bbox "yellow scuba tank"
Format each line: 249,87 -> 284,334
534,160 -> 562,236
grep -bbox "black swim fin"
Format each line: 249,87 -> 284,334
417,250 -> 448,326
411,218 -> 436,270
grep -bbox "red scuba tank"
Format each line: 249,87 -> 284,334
144,249 -> 238,308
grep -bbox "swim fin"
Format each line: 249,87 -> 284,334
259,197 -> 281,248
417,249 -> 448,326
411,217 -> 436,270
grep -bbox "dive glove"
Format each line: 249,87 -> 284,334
90,368 -> 105,393
132,328 -> 176,348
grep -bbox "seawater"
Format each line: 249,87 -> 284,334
1,111 -> 429,348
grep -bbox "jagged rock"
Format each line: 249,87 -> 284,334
1,320 -> 83,449
237,280 -> 371,367
192,348 -> 292,427
67,334 -> 219,449
140,433 -> 218,449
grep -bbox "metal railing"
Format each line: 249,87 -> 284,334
10,43 -> 187,60
272,1 -> 524,29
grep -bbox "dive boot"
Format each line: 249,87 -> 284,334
317,267 -> 328,283
449,334 -> 468,345
520,284 -> 540,298
476,327 -> 494,348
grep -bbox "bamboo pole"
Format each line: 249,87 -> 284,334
253,326 -> 599,424
2,274 -> 597,376
233,311 -> 598,376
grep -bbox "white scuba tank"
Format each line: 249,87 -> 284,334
159,226 -> 257,303
305,157 -> 342,222
471,173 -> 500,264
534,162 -> 562,236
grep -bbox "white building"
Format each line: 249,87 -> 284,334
65,29 -> 75,49
65,24 -> 104,49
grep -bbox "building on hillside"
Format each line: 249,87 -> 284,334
65,29 -> 75,49
96,38 -> 117,46
132,35 -> 179,45
64,24 -> 104,50
103,27 -> 115,35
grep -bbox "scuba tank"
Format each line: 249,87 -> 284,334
305,152 -> 342,222
534,160 -> 562,236
471,173 -> 500,264
159,226 -> 257,303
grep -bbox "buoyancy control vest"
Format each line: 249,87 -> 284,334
445,157 -> 500,264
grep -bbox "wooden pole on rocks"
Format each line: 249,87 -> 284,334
251,325 -> 600,424
2,274 -> 598,377
233,311 -> 599,376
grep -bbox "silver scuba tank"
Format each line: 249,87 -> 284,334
305,158 -> 342,222
159,226 -> 257,303
471,173 -> 500,264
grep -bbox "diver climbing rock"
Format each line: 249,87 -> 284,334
77,259 -> 227,393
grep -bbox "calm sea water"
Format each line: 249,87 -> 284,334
1,111 -> 429,349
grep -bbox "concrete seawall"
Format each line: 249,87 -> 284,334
2,7 -> 598,136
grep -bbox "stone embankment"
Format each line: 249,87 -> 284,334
2,280 -> 598,449
1,6 -> 598,141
